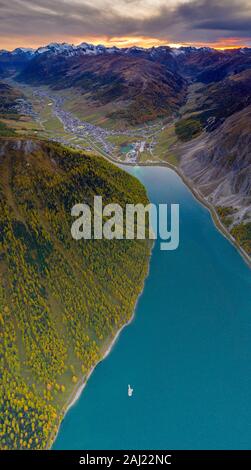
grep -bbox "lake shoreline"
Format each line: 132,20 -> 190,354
48,156 -> 250,450
47,239 -> 154,450
116,158 -> 251,269
77,147 -> 250,268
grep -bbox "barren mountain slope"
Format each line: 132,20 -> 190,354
179,106 -> 251,255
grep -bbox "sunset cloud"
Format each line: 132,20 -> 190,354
0,0 -> 250,50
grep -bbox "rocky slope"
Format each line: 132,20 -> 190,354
179,106 -> 251,255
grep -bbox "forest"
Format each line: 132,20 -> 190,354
0,138 -> 152,449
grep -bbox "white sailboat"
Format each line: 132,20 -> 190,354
128,384 -> 133,397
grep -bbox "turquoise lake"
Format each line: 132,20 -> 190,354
54,166 -> 251,450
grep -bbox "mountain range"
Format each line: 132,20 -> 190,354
0,41 -> 250,257
0,40 -> 251,450
1,43 -> 251,124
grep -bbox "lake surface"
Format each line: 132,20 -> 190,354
54,166 -> 251,450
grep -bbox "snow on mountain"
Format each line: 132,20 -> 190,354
12,47 -> 35,55
36,43 -> 75,55
33,41 -> 120,57
170,48 -> 186,56
0,42 -> 240,62
125,46 -> 146,53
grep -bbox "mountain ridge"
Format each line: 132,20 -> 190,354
0,40 -> 250,258
0,137 -> 152,449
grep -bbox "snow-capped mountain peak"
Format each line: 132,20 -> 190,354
12,47 -> 35,55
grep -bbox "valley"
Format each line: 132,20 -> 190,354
2,70 -> 250,263
0,41 -> 251,450
3,80 -> 174,164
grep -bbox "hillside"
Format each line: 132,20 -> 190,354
180,69 -> 251,131
0,48 -> 34,78
0,138 -> 152,449
179,106 -> 251,256
1,43 -> 250,127
0,42 -> 250,259
0,82 -> 23,115
17,52 -> 187,125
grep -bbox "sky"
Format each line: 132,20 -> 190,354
0,0 -> 251,50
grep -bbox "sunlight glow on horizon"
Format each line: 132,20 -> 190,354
0,35 -> 250,52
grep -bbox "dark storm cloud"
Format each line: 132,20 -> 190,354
177,0 -> 251,33
0,0 -> 251,46
142,0 -> 251,39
